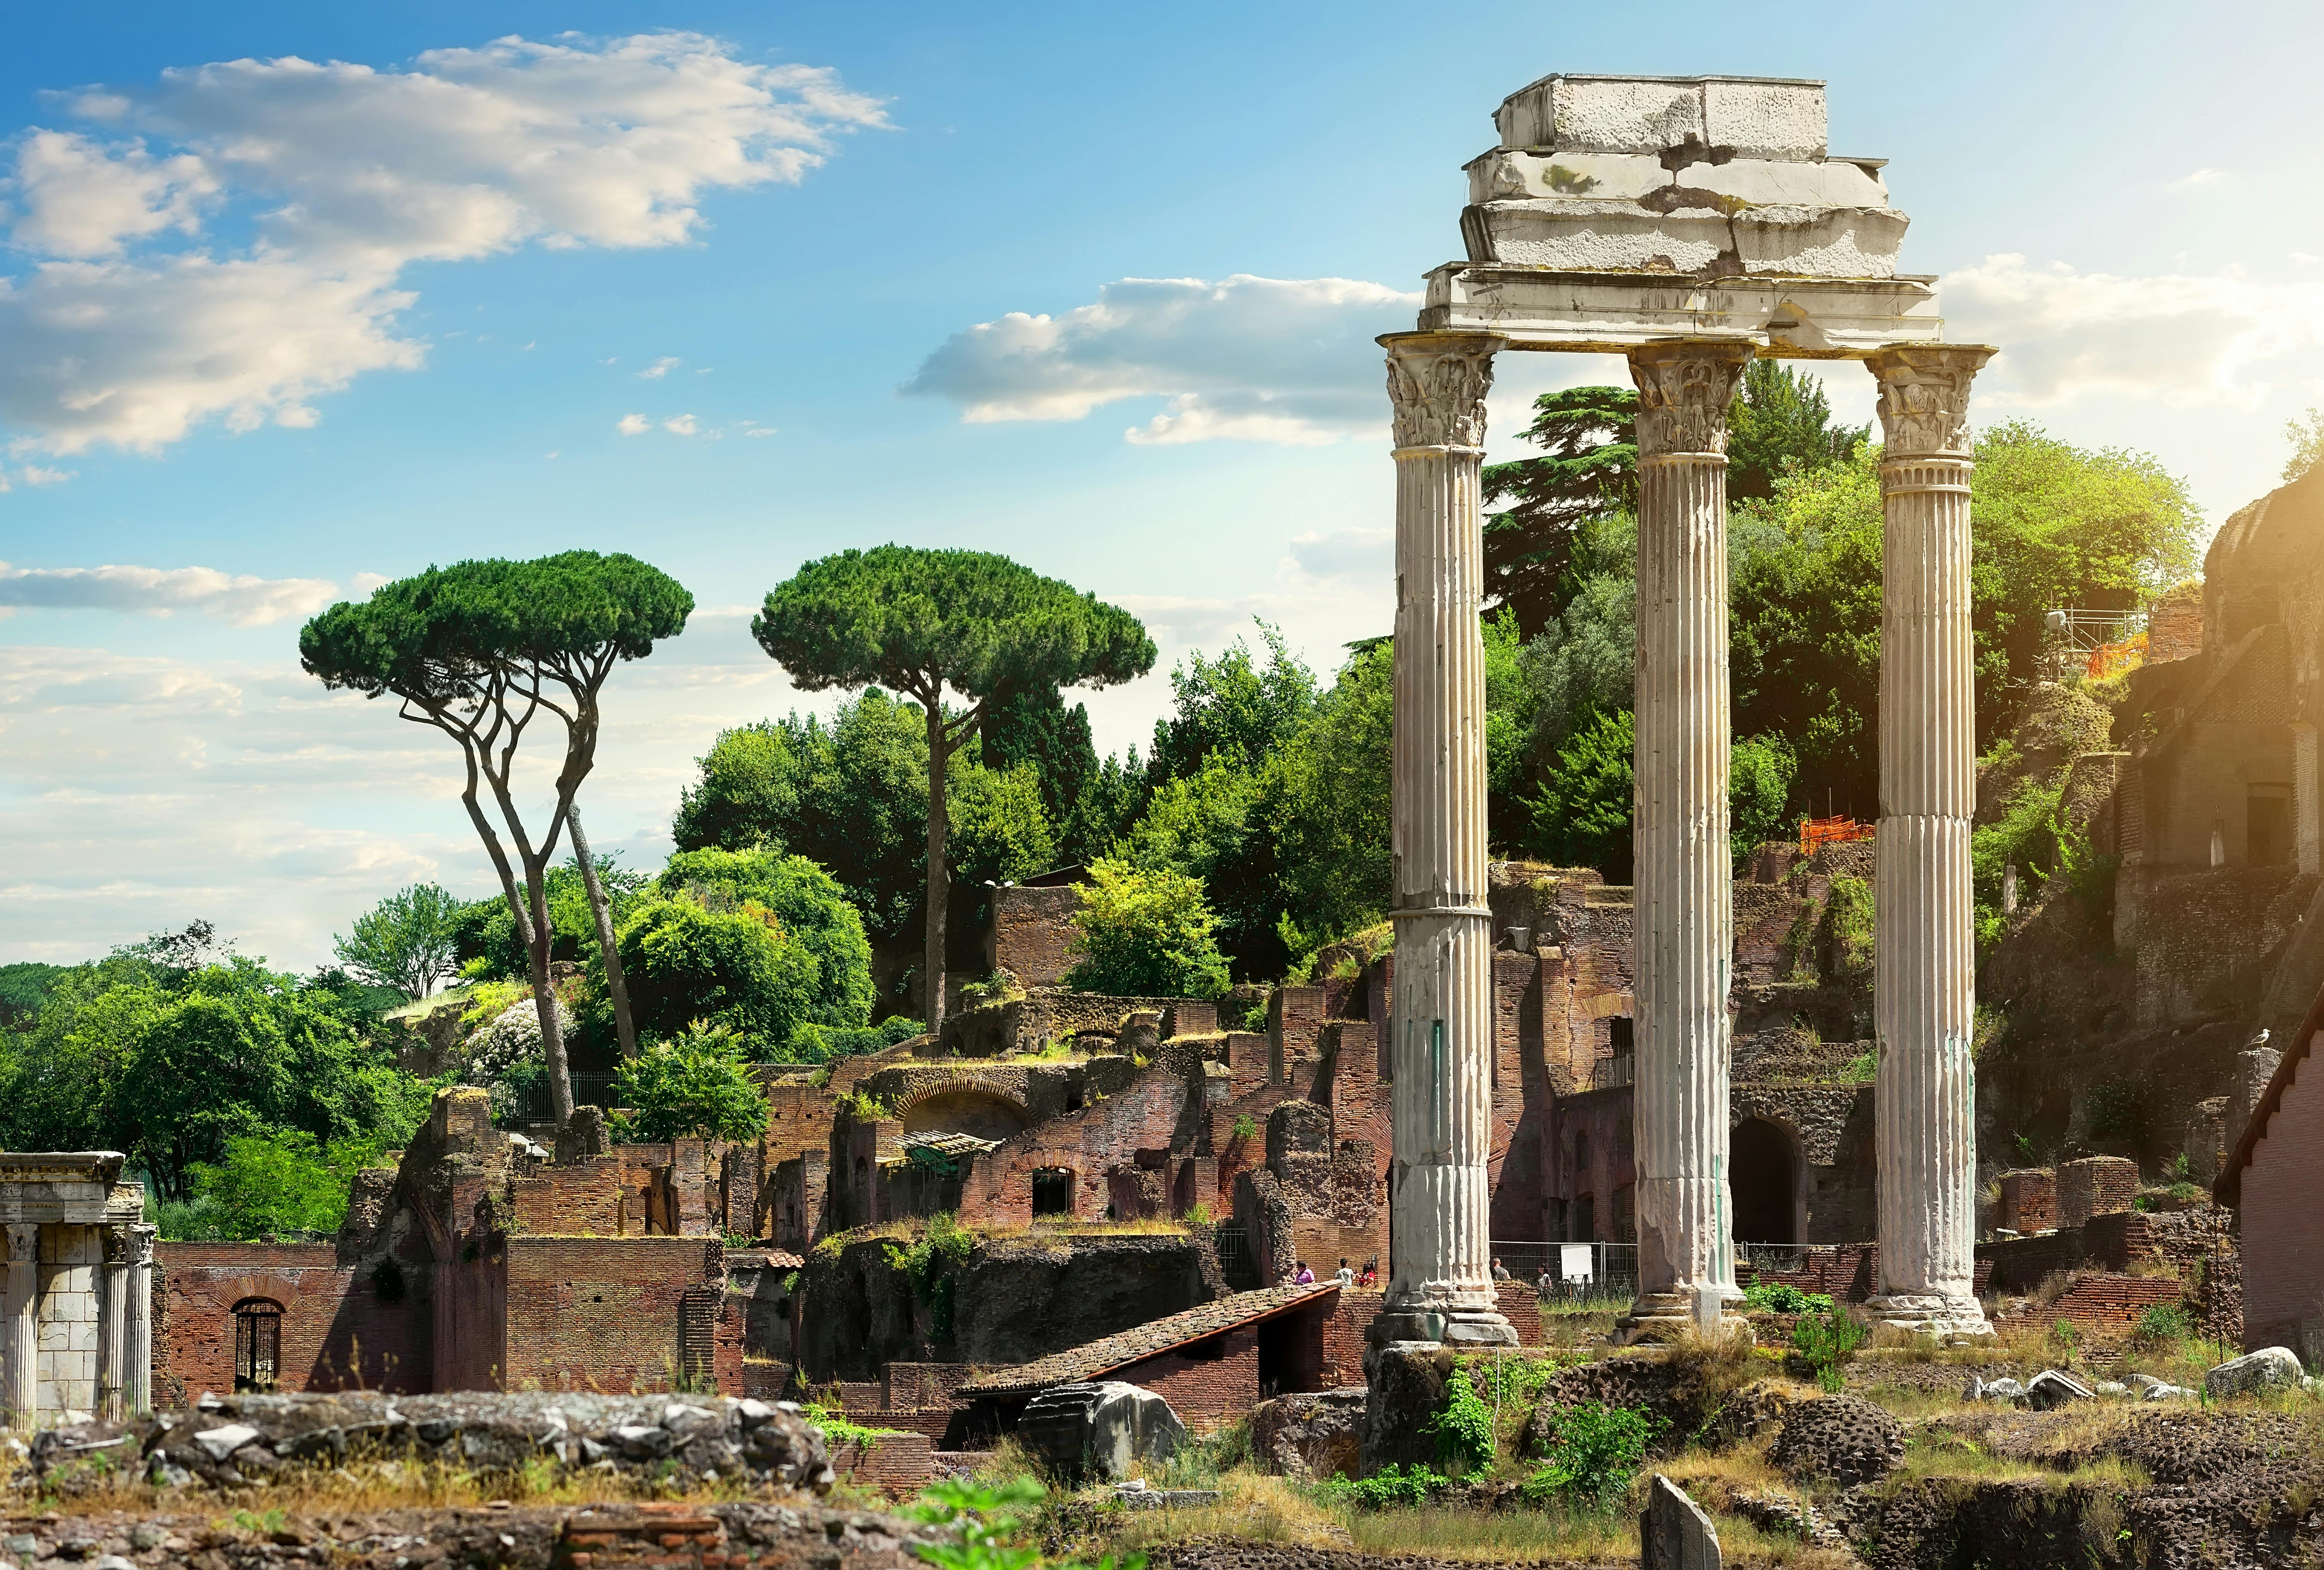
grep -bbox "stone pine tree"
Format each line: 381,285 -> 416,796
1480,386 -> 1639,638
753,546 -> 1154,1030
300,551 -> 693,1123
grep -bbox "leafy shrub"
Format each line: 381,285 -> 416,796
2050,1318 -> 2082,1358
1791,1310 -> 1868,1393
2133,1302 -> 2192,1346
1317,1462 -> 1445,1509
1523,1401 -> 1659,1507
1231,1113 -> 1259,1143
1744,1281 -> 1834,1315
165,1132 -> 392,1240
792,1015 -> 924,1062
617,894 -> 816,1055
1823,875 -> 1875,978
888,1212 -> 977,1339
659,847 -> 875,1027
610,1024 -> 771,1142
1064,858 -> 1231,1000
1427,1363 -> 1498,1473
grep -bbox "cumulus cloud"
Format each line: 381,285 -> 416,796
663,413 -> 700,435
637,356 -> 681,379
904,275 -> 1419,445
1941,254 -> 2324,410
0,33 -> 886,454
0,560 -> 347,624
616,413 -> 651,434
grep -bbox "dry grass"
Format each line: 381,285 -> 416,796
1350,1501 -> 1635,1562
1711,1515 -> 1859,1569
28,1453 -> 780,1520
1099,1471 -> 1350,1552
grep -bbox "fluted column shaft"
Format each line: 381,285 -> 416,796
96,1224 -> 127,1422
1625,340 -> 1753,1331
1867,344 -> 1997,1339
125,1225 -> 154,1418
1379,331 -> 1514,1345
4,1224 -> 35,1425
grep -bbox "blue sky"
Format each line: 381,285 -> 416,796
5,0 -> 2322,968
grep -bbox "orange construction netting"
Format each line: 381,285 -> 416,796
1800,816 -> 1875,855
2086,631 -> 2147,681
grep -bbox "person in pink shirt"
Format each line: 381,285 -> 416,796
1293,1260 -> 1315,1285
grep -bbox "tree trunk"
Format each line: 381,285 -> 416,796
524,861 -> 577,1127
925,699 -> 950,1035
567,804 -> 638,1061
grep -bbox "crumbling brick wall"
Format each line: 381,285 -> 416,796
1112,1326 -> 1260,1433
1998,1169 -> 2057,1233
990,885 -> 1081,987
2057,1156 -> 2139,1231
2239,1043 -> 2324,1355
956,1066 -> 1191,1228
500,1236 -> 739,1395
154,1243 -> 427,1399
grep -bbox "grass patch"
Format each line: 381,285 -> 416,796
1348,1501 -> 1637,1562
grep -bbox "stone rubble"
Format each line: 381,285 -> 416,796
2204,1346 -> 2304,1399
23,1390 -> 834,1497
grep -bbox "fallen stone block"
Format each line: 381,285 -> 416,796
2025,1370 -> 2094,1410
2205,1346 -> 2304,1398
1019,1381 -> 1184,1481
1640,1473 -> 1721,1570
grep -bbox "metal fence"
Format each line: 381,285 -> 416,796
1591,1055 -> 1636,1091
513,1070 -> 620,1124
1737,1241 -> 1813,1280
1490,1239 -> 1639,1308
1213,1224 -> 1261,1291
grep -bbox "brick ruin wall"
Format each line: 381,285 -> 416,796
155,1243 -> 428,1402
2239,1043 -> 2324,1357
990,885 -> 1081,988
1999,1169 -> 2057,1233
2056,1156 -> 2140,1232
501,1237 -> 743,1396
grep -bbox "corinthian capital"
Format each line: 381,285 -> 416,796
128,1225 -> 156,1268
1628,340 -> 1753,458
1866,344 -> 1997,459
3,1225 -> 33,1266
1385,333 -> 1502,450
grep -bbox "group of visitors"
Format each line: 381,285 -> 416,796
1291,1257 -> 1378,1288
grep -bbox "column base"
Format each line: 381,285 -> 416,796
1615,1290 -> 1752,1347
1864,1294 -> 1995,1345
1363,1307 -> 1519,1361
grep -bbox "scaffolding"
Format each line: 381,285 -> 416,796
1800,816 -> 1875,855
2044,607 -> 2148,682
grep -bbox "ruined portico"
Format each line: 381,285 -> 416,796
0,1153 -> 154,1424
1378,73 -> 1994,1349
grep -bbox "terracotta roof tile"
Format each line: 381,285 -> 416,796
959,1283 -> 1337,1396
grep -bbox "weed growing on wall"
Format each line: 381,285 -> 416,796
1522,1401 -> 1658,1508
1743,1281 -> 1834,1315
1316,1463 -> 1446,1509
1791,1309 -> 1868,1393
1426,1364 -> 1498,1474
889,1211 -> 977,1340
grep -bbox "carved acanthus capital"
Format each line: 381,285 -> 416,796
128,1225 -> 156,1268
1629,340 -> 1753,458
1867,344 -> 1996,459
1386,333 -> 1502,450
3,1225 -> 34,1266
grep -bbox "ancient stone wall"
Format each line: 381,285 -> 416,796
1998,1169 -> 2056,1233
501,1237 -> 739,1396
1109,1327 -> 1261,1433
2239,1046 -> 2324,1357
990,885 -> 1081,987
956,1064 -> 1193,1228
2057,1156 -> 2140,1231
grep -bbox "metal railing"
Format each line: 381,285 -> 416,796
513,1070 -> 619,1124
1213,1224 -> 1261,1292
1591,1056 -> 1635,1091
1491,1239 -> 1639,1308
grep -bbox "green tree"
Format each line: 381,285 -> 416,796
1731,734 -> 1800,865
1527,707 -> 1637,879
0,962 -> 64,1031
1726,358 -> 1869,499
657,847 -> 874,1029
1481,387 -> 1639,637
1272,640 -> 1395,957
1064,858 -> 1231,999
300,552 -> 693,1124
612,1025 -> 772,1143
1145,623 -> 1318,787
173,1132 -> 388,1240
2285,406 -> 2324,482
981,682 -> 1104,865
616,896 -> 817,1055
334,883 -> 463,999
753,546 -> 1154,1027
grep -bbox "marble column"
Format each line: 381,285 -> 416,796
3,1224 -> 35,1425
1865,343 -> 1998,1341
1622,339 -> 1754,1338
125,1226 -> 154,1418
96,1224 -> 128,1422
1374,330 -> 1517,1350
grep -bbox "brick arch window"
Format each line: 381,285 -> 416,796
233,1298 -> 283,1393
1031,1168 -> 1074,1217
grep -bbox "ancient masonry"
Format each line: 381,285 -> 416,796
1378,72 -> 1994,1343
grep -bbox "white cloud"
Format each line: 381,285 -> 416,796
0,33 -> 886,455
2169,167 -> 2229,190
638,356 -> 680,379
904,274 -> 1419,445
0,560 -> 345,624
5,130 -> 216,258
663,413 -> 700,435
616,413 -> 651,435
1940,253 -> 2324,411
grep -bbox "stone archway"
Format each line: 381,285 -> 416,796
1731,1118 -> 1800,1246
900,1088 -> 1031,1144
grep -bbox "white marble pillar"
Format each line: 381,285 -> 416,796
96,1224 -> 127,1422
1865,343 -> 1998,1341
1376,330 -> 1517,1350
125,1226 -> 154,1418
1622,339 -> 1753,1337
3,1225 -> 34,1425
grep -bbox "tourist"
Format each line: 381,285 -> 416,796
1360,1258 -> 1378,1288
1491,1256 -> 1511,1282
1537,1266 -> 1556,1295
1335,1257 -> 1355,1289
1293,1260 -> 1315,1285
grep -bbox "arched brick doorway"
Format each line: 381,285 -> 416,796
1731,1118 -> 1799,1245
